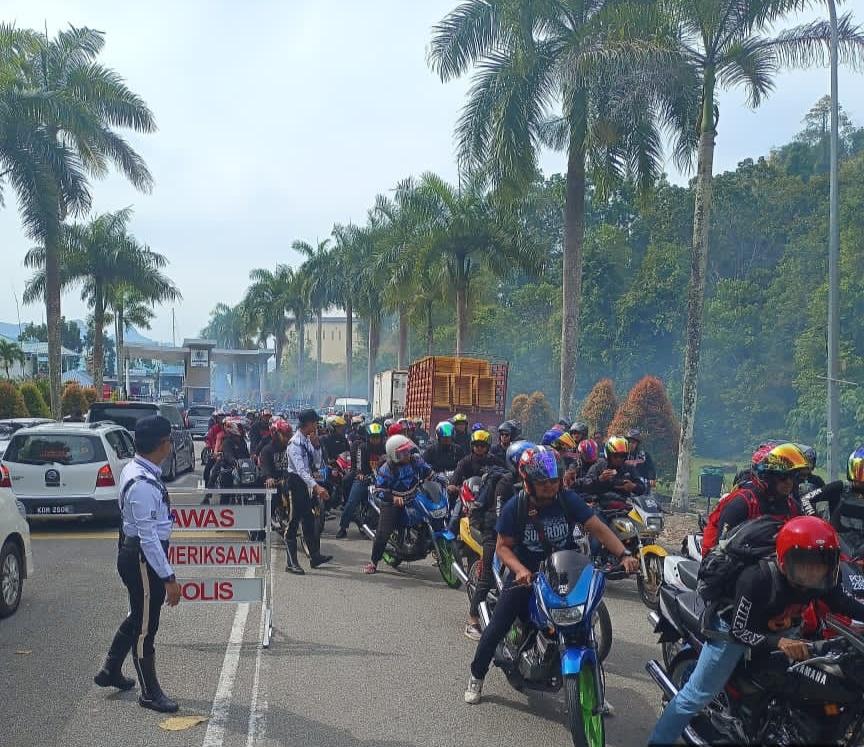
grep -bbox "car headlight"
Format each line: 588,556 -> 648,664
15,500 -> 26,518
549,604 -> 584,626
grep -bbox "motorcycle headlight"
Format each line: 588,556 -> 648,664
612,518 -> 637,539
549,605 -> 584,626
646,517 -> 664,533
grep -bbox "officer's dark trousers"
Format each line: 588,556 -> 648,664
115,540 -> 167,659
286,475 -> 321,557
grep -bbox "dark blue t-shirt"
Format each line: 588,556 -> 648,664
496,490 -> 594,571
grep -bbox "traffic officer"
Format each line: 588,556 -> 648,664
94,415 -> 181,713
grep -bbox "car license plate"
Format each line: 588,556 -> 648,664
33,505 -> 75,515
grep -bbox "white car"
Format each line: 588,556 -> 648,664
0,487 -> 33,617
0,418 -> 55,458
0,422 -> 135,522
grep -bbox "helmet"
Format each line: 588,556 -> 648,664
384,418 -> 393,428
471,422 -> 485,432
578,438 -> 599,465
385,434 -> 416,463
556,418 -> 572,430
452,413 -> 468,425
326,415 -> 347,430
436,421 -> 454,439
414,417 -> 424,427
518,446 -> 562,487
541,429 -> 561,446
626,427 -> 641,441
471,429 -> 491,447
795,443 -> 817,470
552,432 -> 576,451
754,443 -> 809,477
506,440 -> 536,473
223,417 -> 242,437
387,423 -> 404,437
569,421 -> 589,438
269,418 -> 292,439
497,420 -> 521,439
351,415 -> 364,426
776,516 -> 840,591
604,436 -> 629,459
751,440 -> 782,468
261,409 -> 272,419
366,422 -> 384,438
460,476 -> 482,505
848,446 -> 864,482
398,417 -> 411,428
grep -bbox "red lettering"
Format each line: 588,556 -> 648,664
218,582 -> 234,601
181,581 -> 201,601
219,508 -> 235,528
250,546 -> 261,565
167,546 -> 176,564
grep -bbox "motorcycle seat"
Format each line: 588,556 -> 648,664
678,560 -> 700,591
675,590 -> 705,634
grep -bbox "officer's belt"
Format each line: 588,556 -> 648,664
122,535 -> 170,553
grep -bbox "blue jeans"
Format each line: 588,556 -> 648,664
647,619 -> 746,745
340,477 -> 368,530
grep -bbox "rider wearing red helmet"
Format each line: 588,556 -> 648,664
649,516 -> 864,745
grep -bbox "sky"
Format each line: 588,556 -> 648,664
1,0 -> 863,343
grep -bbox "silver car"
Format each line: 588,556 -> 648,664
186,404 -> 216,439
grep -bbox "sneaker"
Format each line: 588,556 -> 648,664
336,528 -> 348,539
464,675 -> 484,704
363,562 -> 378,575
601,699 -> 615,716
464,623 -> 482,641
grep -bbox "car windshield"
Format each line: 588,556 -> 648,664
89,406 -> 157,432
4,433 -> 108,465
188,407 -> 215,417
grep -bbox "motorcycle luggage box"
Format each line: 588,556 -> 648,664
678,560 -> 700,591
675,590 -> 706,635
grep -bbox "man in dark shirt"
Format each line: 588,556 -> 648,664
624,428 -> 656,487
248,410 -> 272,455
337,422 -> 386,538
448,430 -> 504,500
321,415 -> 350,463
451,413 -> 471,453
490,421 -> 519,461
259,418 -> 292,523
423,421 -> 465,473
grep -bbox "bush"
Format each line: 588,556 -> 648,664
35,378 -> 52,408
61,382 -> 90,417
81,386 -> 99,407
608,375 -> 680,477
19,382 -> 50,417
580,378 -> 618,440
509,391 -> 555,442
0,381 -> 28,418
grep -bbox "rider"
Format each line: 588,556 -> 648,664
217,417 -> 250,497
203,411 -> 225,489
322,415 -> 350,463
337,422 -> 386,538
423,421 -> 466,473
448,430 -> 505,502
464,447 -> 639,704
491,420 -> 520,461
451,413 -> 471,453
259,418 -> 293,523
568,420 -> 589,446
364,435 -> 432,575
701,443 -> 807,557
584,436 -> 646,506
413,418 -> 430,447
248,409 -> 272,455
624,427 -> 656,490
648,516 -> 864,745
793,443 -> 826,500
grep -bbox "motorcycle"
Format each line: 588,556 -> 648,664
450,477 -> 484,593
361,479 -> 462,589
647,612 -> 864,745
478,550 -> 620,747
201,445 -> 212,467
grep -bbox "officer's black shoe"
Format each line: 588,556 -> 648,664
285,541 -> 305,575
94,630 -> 136,690
94,666 -> 136,691
134,655 -> 178,713
310,554 -> 333,568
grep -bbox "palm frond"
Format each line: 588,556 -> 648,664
770,12 -> 864,72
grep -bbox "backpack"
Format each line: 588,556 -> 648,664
697,515 -> 783,604
701,482 -> 799,557
473,466 -> 510,515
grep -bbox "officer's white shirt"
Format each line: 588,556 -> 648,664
119,456 -> 174,579
286,430 -> 323,492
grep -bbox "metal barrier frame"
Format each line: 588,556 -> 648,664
168,487 -> 274,648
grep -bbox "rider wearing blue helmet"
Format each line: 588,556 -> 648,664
464,447 -> 638,704
422,421 -> 466,473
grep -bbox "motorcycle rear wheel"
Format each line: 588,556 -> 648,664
637,554 -> 664,610
432,535 -> 461,589
467,558 -> 481,600
564,666 -> 605,747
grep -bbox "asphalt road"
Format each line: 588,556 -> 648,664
0,451 -> 663,747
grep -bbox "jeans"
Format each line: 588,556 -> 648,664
647,619 -> 746,746
371,500 -> 399,566
340,477 -> 368,530
468,514 -> 497,619
470,583 -> 532,680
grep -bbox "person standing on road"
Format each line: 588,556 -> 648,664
284,408 -> 333,575
95,415 -> 181,714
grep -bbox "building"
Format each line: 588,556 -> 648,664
0,334 -> 81,379
286,315 -> 361,366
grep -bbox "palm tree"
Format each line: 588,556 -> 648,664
0,339 -> 25,379
392,172 -> 541,356
293,239 -> 334,404
10,26 -> 155,417
429,0 -> 679,416
666,2 -> 864,507
202,302 -> 256,349
23,209 -> 179,393
245,265 -> 294,372
331,223 -> 366,397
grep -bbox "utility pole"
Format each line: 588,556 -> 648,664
826,0 -> 841,479
172,307 -> 177,348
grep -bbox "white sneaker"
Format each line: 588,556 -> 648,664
464,623 -> 482,641
464,675 -> 483,704
601,699 -> 615,716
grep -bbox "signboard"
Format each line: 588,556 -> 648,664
168,542 -> 262,567
178,577 -> 263,603
190,349 -> 209,368
170,504 -> 264,531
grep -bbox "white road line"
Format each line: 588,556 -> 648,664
244,548 -> 273,747
202,566 -> 254,747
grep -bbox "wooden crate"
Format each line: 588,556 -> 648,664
453,375 -> 475,407
432,374 -> 452,408
476,376 -> 497,410
457,358 -> 491,377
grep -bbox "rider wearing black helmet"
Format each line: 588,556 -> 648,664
491,420 -> 520,461
624,427 -> 657,488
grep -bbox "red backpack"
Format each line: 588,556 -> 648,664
701,481 -> 799,557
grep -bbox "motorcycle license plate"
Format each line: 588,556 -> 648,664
33,505 -> 75,515
429,507 -> 448,519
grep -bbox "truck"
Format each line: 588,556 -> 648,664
373,370 -> 408,418
404,356 -> 508,431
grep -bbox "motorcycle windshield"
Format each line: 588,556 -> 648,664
546,550 -> 593,600
417,482 -> 448,512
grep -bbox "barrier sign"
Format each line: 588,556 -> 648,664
169,488 -> 273,647
180,577 -> 264,603
171,504 -> 264,531
168,542 -> 263,567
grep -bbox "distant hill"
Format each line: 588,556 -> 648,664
0,319 -> 160,345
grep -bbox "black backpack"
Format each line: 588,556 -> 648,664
473,466 -> 510,514
697,515 -> 782,603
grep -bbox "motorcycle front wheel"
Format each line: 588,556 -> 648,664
432,534 -> 461,589
564,666 -> 605,747
593,602 -> 612,663
637,553 -> 664,610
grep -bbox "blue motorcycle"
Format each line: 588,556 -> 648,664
479,550 -> 612,747
361,479 -> 462,588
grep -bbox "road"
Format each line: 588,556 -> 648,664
0,454 -> 662,747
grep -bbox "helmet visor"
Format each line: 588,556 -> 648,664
784,547 -> 840,590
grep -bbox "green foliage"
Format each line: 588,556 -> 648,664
19,381 -> 50,417
0,381 -> 27,418
61,383 -> 90,417
81,387 -> 98,408
509,392 -> 555,443
34,378 -> 51,407
0,339 -> 25,378
19,318 -> 82,352
580,379 -> 618,439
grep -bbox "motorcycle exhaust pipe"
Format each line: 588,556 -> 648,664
451,561 -> 469,585
645,660 -> 707,746
360,524 -> 376,541
478,601 -> 491,629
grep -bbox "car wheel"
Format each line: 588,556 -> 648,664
0,540 -> 23,618
165,454 -> 177,482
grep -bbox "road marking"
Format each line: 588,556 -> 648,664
202,566 -> 254,747
244,549 -> 272,747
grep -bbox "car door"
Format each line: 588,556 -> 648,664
161,406 -> 191,470
104,429 -> 134,474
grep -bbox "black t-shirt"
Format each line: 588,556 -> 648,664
322,433 -> 350,462
423,442 -> 465,472
450,453 -> 505,487
258,442 -> 289,480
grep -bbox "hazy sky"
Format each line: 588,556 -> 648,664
2,0 -> 862,342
